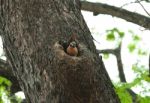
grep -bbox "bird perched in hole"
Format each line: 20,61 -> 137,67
59,34 -> 79,56
67,34 -> 79,56
67,41 -> 78,56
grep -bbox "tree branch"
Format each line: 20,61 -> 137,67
115,43 -> 127,82
81,1 -> 150,29
121,0 -> 145,8
97,49 -> 116,55
97,44 -> 127,82
0,59 -> 21,93
98,43 -> 137,102
137,0 -> 150,16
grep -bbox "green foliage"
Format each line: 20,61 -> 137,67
115,64 -> 150,103
0,77 -> 11,87
0,76 -> 11,103
118,31 -> 125,38
103,53 -> 109,59
128,43 -> 136,52
138,49 -> 147,56
136,95 -> 150,103
127,30 -> 142,53
106,28 -> 124,41
133,35 -> 141,41
106,33 -> 115,41
0,76 -> 23,103
132,63 -> 150,83
105,28 -> 150,103
115,86 -> 132,103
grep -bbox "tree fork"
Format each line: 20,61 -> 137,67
0,0 -> 120,103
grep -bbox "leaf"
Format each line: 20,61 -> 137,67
103,53 -> 109,59
128,30 -> 134,34
128,43 -> 136,52
0,77 -> 11,86
106,33 -> 115,41
144,76 -> 150,82
138,49 -> 147,56
118,31 -> 125,38
112,28 -> 118,32
132,64 -> 143,74
133,35 -> 141,41
138,96 -> 150,103
115,88 -> 132,103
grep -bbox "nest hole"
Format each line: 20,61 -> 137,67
52,41 -> 93,66
58,40 -> 81,57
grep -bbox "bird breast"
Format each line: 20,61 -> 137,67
66,46 -> 78,56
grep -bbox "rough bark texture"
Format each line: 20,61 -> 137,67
0,0 -> 120,103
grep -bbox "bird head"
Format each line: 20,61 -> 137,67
69,41 -> 77,48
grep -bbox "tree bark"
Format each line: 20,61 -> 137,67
0,0 -> 120,103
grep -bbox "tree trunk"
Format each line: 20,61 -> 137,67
0,0 -> 120,103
